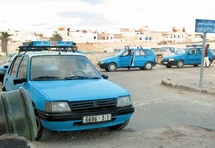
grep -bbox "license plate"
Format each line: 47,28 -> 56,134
163,62 -> 168,64
83,114 -> 111,123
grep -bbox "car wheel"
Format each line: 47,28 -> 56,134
144,62 -> 153,70
177,60 -> 184,68
108,63 -> 117,72
35,114 -> 52,141
193,64 -> 198,67
109,119 -> 130,130
166,66 -> 172,68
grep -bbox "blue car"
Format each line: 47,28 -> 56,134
161,47 -> 213,68
98,47 -> 156,71
2,41 -> 135,141
0,53 -> 17,82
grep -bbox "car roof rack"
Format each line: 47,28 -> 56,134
186,44 -> 202,48
18,41 -> 77,53
124,45 -> 143,49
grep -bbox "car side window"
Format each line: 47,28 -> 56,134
170,48 -> 175,53
188,49 -> 196,54
17,57 -> 28,79
8,56 -> 22,77
135,49 -> 145,56
122,50 -> 132,56
144,50 -> 151,56
196,48 -> 201,54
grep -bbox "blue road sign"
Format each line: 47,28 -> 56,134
195,19 -> 215,33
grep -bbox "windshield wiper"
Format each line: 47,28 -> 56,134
32,76 -> 60,80
87,77 -> 101,79
63,76 -> 88,80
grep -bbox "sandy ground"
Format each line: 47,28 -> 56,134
1,53 -> 215,148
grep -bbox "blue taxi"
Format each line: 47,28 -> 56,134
98,46 -> 156,71
161,47 -> 213,68
2,41 -> 135,141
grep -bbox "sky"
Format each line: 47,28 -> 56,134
1,0 -> 215,34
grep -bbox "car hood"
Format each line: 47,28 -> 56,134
31,79 -> 129,101
100,56 -> 116,62
163,54 -> 183,59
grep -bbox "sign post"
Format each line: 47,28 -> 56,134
199,32 -> 206,88
195,19 -> 215,88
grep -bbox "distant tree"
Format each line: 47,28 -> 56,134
49,33 -> 63,41
0,32 -> 11,54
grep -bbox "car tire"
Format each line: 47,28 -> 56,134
166,66 -> 172,68
35,114 -> 52,141
144,62 -> 153,70
193,64 -> 198,67
109,119 -> 130,130
107,63 -> 117,72
177,60 -> 184,68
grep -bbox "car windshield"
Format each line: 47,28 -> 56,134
115,49 -> 125,56
175,48 -> 186,55
30,55 -> 101,80
8,53 -> 17,62
160,47 -> 175,53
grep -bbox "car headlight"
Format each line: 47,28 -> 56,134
45,102 -> 71,113
117,96 -> 132,107
169,58 -> 175,61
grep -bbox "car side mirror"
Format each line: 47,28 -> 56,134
102,74 -> 108,79
14,78 -> 27,84
4,65 -> 8,69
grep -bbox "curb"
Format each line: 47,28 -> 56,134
161,80 -> 215,95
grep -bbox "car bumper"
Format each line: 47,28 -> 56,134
161,60 -> 177,66
38,106 -> 134,131
41,113 -> 133,131
98,63 -> 108,69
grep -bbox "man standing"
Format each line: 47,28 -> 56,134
204,44 -> 210,68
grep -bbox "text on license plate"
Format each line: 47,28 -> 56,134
83,114 -> 111,123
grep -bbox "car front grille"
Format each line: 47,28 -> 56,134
68,99 -> 117,113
